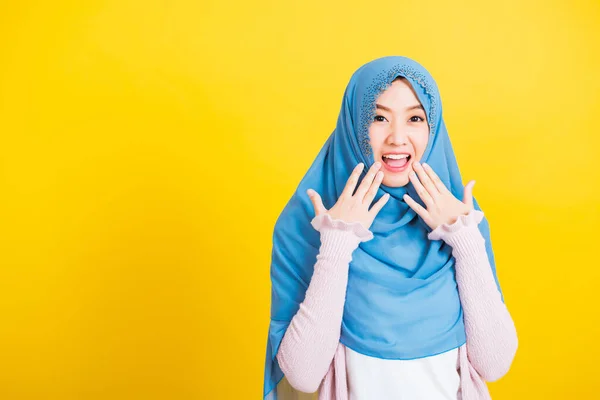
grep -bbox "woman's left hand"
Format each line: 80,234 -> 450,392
403,161 -> 476,231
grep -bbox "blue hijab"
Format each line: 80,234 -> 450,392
263,56 -> 503,398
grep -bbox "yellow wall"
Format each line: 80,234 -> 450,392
1,1 -> 598,398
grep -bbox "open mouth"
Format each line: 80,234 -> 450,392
382,154 -> 411,171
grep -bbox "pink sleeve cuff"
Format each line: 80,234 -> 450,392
427,209 -> 486,257
427,209 -> 484,239
311,214 -> 375,242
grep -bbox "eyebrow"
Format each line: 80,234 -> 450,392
376,103 -> 424,112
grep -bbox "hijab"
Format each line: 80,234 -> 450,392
263,56 -> 503,399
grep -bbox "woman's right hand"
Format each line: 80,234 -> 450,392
306,162 -> 390,231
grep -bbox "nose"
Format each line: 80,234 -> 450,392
386,122 -> 410,146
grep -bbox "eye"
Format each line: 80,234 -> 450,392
410,116 -> 425,122
374,115 -> 387,122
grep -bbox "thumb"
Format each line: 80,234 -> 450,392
462,180 -> 475,209
307,189 -> 327,216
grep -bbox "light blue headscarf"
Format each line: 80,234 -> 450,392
263,56 -> 503,399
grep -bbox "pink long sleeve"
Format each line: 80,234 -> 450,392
277,209 -> 518,395
276,214 -> 374,393
428,210 -> 518,382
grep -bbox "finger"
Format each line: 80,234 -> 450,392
363,170 -> 384,206
306,189 -> 327,216
409,170 -> 435,207
354,162 -> 382,200
341,163 -> 365,199
462,180 -> 475,209
368,192 -> 390,216
413,162 -> 440,199
422,163 -> 450,194
403,194 -> 431,225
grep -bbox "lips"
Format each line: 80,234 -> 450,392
382,154 -> 412,173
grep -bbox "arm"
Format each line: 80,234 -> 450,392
428,209 -> 518,382
276,214 -> 373,393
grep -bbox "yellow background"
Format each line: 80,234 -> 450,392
1,0 -> 599,399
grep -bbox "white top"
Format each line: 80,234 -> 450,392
345,346 -> 460,400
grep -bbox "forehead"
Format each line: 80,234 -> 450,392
376,79 -> 421,107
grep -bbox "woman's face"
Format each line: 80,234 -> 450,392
368,77 -> 429,188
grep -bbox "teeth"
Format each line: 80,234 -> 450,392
383,154 -> 409,160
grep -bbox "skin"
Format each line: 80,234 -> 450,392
404,162 -> 476,230
307,77 -> 477,231
367,76 -> 477,229
368,77 -> 429,188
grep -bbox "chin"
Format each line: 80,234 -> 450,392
382,175 -> 410,188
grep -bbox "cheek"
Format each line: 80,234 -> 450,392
415,132 -> 430,156
368,127 -> 385,153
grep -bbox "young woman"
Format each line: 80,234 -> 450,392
263,56 -> 518,400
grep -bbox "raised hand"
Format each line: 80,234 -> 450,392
307,162 -> 390,231
403,161 -> 476,231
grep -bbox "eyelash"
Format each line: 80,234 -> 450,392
373,115 -> 424,123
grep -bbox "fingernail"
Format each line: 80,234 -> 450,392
414,161 -> 421,167
374,162 -> 381,168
